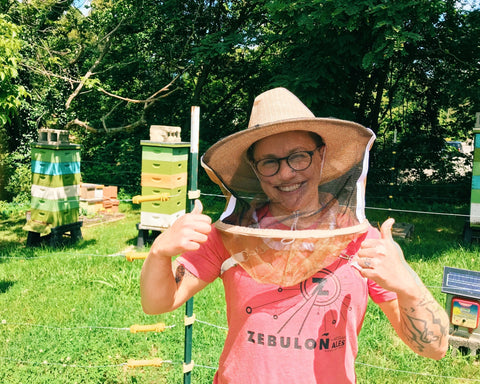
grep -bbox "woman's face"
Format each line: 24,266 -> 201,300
251,131 -> 324,216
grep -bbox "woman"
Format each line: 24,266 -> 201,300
140,88 -> 449,383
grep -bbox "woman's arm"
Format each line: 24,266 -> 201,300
355,219 -> 449,359
140,200 -> 212,314
378,291 -> 449,359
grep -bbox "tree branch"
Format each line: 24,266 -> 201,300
65,118 -> 98,133
65,18 -> 124,109
20,63 -> 80,86
66,117 -> 146,133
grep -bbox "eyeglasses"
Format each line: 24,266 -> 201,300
252,147 -> 321,177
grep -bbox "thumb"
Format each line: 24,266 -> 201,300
191,199 -> 203,214
380,218 -> 395,242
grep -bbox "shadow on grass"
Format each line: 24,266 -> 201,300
0,216 -> 29,251
0,243 -> 39,262
24,237 -> 99,251
0,229 -> 98,262
0,280 -> 15,293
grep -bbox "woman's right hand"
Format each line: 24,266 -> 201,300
149,199 -> 212,258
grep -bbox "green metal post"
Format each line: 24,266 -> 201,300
184,106 -> 200,384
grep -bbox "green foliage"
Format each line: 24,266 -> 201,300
0,14 -> 28,126
0,199 -> 28,221
263,0 -> 478,139
4,161 -> 31,198
0,133 -> 33,203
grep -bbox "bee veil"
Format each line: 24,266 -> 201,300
201,88 -> 376,287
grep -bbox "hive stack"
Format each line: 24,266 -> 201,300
79,183 -> 105,214
471,114 -> 480,228
24,129 -> 82,245
103,185 -> 120,213
79,183 -> 119,214
139,140 -> 190,229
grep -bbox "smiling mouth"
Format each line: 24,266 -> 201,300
277,182 -> 303,192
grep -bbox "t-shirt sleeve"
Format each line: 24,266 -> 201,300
176,226 -> 227,284
365,225 -> 398,304
368,280 -> 397,303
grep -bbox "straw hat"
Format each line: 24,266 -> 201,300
202,87 -> 375,194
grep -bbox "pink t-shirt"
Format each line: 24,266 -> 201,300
178,225 -> 397,384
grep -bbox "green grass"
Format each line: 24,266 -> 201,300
0,201 -> 479,383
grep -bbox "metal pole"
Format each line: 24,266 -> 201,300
389,127 -> 397,209
184,106 -> 200,384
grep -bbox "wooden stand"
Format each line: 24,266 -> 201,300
136,223 -> 164,248
463,219 -> 480,244
26,222 -> 83,247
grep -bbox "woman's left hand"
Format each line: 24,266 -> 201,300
353,218 -> 420,296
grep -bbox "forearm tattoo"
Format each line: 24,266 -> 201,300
400,291 -> 449,353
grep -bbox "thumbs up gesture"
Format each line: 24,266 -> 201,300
354,218 -> 420,294
149,199 -> 212,259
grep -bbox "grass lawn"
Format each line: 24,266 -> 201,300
0,200 -> 479,383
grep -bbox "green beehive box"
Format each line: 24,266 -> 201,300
140,141 -> 189,155
140,185 -> 187,215
140,142 -> 189,175
30,209 -> 79,227
141,146 -> 189,161
32,173 -> 81,188
32,146 -> 81,163
31,196 -> 79,212
141,194 -> 186,214
141,159 -> 188,175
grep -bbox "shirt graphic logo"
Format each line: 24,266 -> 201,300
244,265 -> 354,352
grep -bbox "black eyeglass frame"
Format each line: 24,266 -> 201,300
251,146 -> 322,177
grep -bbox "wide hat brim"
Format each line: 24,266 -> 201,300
202,117 -> 375,195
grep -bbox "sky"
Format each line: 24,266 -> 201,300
73,0 -> 91,16
456,0 -> 480,10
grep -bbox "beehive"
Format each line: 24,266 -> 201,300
25,138 -> 81,238
139,141 -> 190,229
471,113 -> 480,227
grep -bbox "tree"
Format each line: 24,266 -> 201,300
0,14 -> 28,200
0,14 -> 27,127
